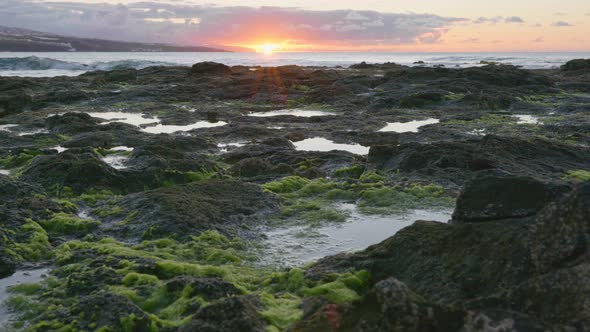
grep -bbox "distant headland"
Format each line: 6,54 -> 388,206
0,25 -> 233,52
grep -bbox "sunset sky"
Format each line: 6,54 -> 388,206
1,0 -> 589,51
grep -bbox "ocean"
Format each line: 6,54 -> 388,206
1,52 -> 589,77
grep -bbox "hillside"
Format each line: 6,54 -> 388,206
0,25 -> 229,52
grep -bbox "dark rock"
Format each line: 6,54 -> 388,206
46,112 -> 98,135
0,175 -> 44,202
0,246 -> 16,278
20,149 -> 126,194
460,92 -> 513,109
296,277 -> 466,332
191,62 -> 232,76
452,172 -> 569,223
128,144 -> 216,172
308,181 -> 590,329
368,135 -> 590,186
112,180 -> 280,239
96,69 -> 138,83
166,276 -> 242,300
350,62 -> 402,70
307,219 -> 532,305
75,291 -> 152,330
529,182 -> 590,274
230,157 -> 281,177
399,91 -> 445,108
0,89 -> 32,116
561,59 -> 590,71
179,295 -> 265,332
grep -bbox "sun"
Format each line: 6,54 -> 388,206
261,43 -> 280,55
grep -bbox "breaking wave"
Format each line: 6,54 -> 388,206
0,56 -> 174,71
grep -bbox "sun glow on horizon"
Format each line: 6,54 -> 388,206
258,43 -> 281,55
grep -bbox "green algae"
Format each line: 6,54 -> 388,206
121,272 -> 159,286
0,149 -> 43,169
564,169 -> 590,182
333,165 -> 365,179
5,223 -> 371,331
263,176 -> 310,194
39,212 -> 100,236
359,184 -> 453,214
11,219 -> 52,262
264,175 -> 453,223
260,293 -> 303,331
302,270 -> 370,304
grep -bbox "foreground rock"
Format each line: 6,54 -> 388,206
305,176 -> 590,330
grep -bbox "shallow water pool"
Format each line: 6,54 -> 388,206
101,146 -> 134,169
513,114 -> 540,124
141,121 -> 227,134
260,203 -> 451,267
378,118 -> 440,133
88,111 -> 158,126
0,268 -> 51,325
292,137 -> 369,155
249,109 -> 336,118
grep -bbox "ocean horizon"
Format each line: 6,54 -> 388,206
2,51 -> 590,77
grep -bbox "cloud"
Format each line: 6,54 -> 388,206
552,21 -> 574,27
505,16 -> 524,23
473,16 -> 503,24
344,11 -> 370,21
0,1 -> 467,48
533,37 -> 544,43
363,20 -> 385,28
554,12 -> 567,16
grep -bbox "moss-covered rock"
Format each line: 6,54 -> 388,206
21,149 -> 127,194
108,180 -> 280,240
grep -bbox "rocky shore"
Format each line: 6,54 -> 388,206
0,59 -> 589,331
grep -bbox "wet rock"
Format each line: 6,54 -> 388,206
166,276 -> 242,300
350,62 -> 402,70
308,180 -> 590,329
452,172 -> 569,223
62,131 -> 120,148
230,157 -> 294,178
191,62 -> 232,76
41,88 -> 93,104
0,175 -> 44,202
368,135 -> 590,186
112,180 -> 280,239
83,68 -> 138,84
399,91 -> 445,108
75,291 -> 152,330
295,277 -> 466,332
0,89 -> 32,116
128,144 -> 216,172
308,218 -> 532,305
0,246 -> 16,278
179,295 -> 265,332
46,112 -> 98,134
561,59 -> 590,71
21,149 -> 126,194
459,92 -> 513,109
529,182 -> 590,274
